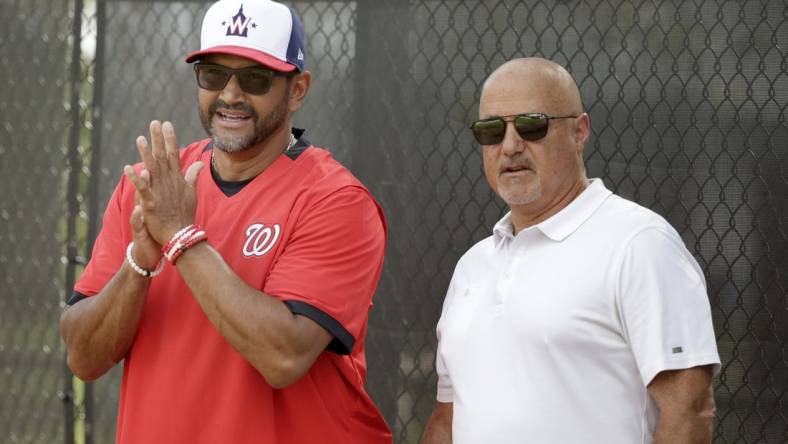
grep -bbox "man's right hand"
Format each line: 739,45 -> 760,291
127,164 -> 162,270
129,200 -> 162,270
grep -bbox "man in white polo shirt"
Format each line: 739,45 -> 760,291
420,58 -> 720,444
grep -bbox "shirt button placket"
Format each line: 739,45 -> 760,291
494,252 -> 513,315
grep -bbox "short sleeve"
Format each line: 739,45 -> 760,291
264,187 -> 386,354
617,227 -> 721,386
74,176 -> 131,297
435,271 -> 459,403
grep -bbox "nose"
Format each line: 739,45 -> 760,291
219,74 -> 244,103
500,120 -> 526,156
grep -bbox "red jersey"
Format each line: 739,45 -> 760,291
74,137 -> 392,444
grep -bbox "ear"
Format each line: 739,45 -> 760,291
287,70 -> 312,113
574,112 -> 590,154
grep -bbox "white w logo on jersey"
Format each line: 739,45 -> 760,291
243,223 -> 280,257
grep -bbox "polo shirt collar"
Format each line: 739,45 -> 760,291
492,212 -> 516,245
492,178 -> 612,245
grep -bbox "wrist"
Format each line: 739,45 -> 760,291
126,242 -> 164,278
174,239 -> 209,265
162,224 -> 208,265
132,243 -> 162,270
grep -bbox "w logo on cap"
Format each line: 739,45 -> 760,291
187,0 -> 306,72
226,5 -> 255,37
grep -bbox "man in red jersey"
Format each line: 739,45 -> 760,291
59,1 -> 392,442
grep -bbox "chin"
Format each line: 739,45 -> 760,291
211,130 -> 256,154
499,187 -> 541,207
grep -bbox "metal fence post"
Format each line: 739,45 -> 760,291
63,0 -> 86,442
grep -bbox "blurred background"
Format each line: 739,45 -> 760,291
1,0 -> 786,442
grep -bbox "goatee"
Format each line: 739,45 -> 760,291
199,92 -> 289,154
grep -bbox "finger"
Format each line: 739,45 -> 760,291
139,168 -> 150,184
130,204 -> 146,235
130,205 -> 156,257
136,136 -> 156,174
184,161 -> 205,188
162,121 -> 181,172
149,120 -> 167,170
124,165 -> 154,202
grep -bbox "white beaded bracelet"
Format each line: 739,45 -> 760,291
126,242 -> 164,278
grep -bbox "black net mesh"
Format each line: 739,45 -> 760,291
0,0 -> 76,442
2,0 -> 786,443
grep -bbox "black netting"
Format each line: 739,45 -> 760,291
2,0 -> 786,443
0,0 -> 75,442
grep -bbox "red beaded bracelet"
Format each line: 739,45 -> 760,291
169,230 -> 208,265
163,225 -> 208,264
162,224 -> 197,255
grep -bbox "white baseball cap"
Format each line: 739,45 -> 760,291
186,0 -> 306,72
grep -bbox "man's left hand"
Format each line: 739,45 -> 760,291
124,120 -> 204,245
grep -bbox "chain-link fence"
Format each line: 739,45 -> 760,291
2,0 -> 786,443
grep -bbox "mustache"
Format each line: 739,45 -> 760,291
208,99 -> 258,121
499,156 -> 534,172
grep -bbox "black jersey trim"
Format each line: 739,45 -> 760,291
67,291 -> 89,306
210,166 -> 254,197
284,128 -> 310,160
283,300 -> 355,355
208,128 -> 308,196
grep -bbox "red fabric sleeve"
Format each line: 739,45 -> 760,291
74,176 -> 131,296
264,187 -> 386,349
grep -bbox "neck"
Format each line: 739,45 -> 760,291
510,177 -> 589,234
212,128 -> 294,182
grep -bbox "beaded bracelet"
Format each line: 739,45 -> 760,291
162,224 -> 197,255
163,224 -> 208,264
169,231 -> 207,265
126,242 -> 164,278
163,227 -> 195,262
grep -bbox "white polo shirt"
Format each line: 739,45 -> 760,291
436,179 -> 720,444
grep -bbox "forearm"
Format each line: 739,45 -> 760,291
420,423 -> 452,444
654,408 -> 715,443
420,402 -> 453,444
650,366 -> 716,444
60,262 -> 150,380
174,242 -> 328,388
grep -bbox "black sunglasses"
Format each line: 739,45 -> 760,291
193,63 -> 294,95
470,113 -> 578,145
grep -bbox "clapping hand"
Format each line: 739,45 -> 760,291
124,120 -> 204,264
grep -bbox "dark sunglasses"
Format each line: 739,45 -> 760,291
193,63 -> 294,95
470,113 -> 578,145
